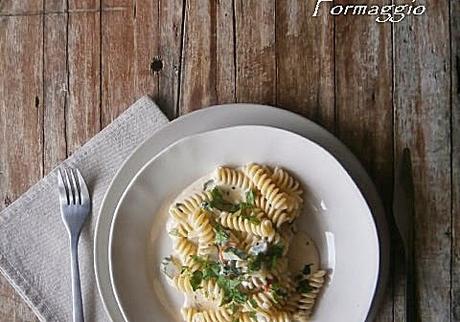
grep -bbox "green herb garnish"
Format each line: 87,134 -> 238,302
214,223 -> 230,245
245,189 -> 256,206
217,276 -> 248,305
191,255 -> 220,280
248,243 -> 284,272
190,270 -> 203,291
209,187 -> 240,212
240,212 -> 261,225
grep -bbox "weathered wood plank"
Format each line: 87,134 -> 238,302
0,15 -> 43,322
334,3 -> 394,322
178,0 -> 235,114
45,0 -> 66,12
275,0 -> 334,131
101,6 -> 136,125
0,1 -> 43,15
131,0 -> 159,102
157,0 -> 185,118
451,0 -> 460,319
394,0 -> 451,321
43,13 -> 67,172
102,0 -> 128,8
67,12 -> 101,154
235,0 -> 275,104
69,0 -> 99,11
101,3 -> 158,125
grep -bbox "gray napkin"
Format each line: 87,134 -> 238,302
0,96 -> 168,321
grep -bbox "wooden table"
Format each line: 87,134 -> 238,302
0,0 -> 457,321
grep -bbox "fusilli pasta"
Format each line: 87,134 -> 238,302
161,164 -> 326,322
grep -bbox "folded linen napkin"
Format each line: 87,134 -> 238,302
0,96 -> 168,321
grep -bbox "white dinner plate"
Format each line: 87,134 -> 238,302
95,104 -> 389,322
109,126 -> 380,322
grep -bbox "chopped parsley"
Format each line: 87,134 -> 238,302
245,189 -> 256,206
217,277 -> 248,305
190,270 -> 203,291
240,212 -> 261,225
214,223 -> 230,245
191,256 -> 220,280
248,243 -> 285,272
206,187 -> 257,214
209,187 -> 240,212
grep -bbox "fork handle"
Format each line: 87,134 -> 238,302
70,235 -> 84,322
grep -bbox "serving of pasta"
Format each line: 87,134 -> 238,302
161,163 -> 327,322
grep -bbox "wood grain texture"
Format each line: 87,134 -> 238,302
157,0 -> 185,118
45,0 -> 66,12
0,0 -> 457,320
0,15 -> 43,322
275,0 -> 334,131
67,12 -> 101,154
394,0 -> 452,321
101,3 -> 158,126
235,0 -> 276,104
0,0 -> 43,15
179,0 -> 235,114
451,0 -> 460,319
44,13 -> 67,172
334,2 -> 394,322
101,7 -> 136,125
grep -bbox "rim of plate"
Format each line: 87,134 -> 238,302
108,125 -> 380,322
94,103 -> 389,322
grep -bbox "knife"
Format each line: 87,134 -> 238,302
393,148 -> 416,322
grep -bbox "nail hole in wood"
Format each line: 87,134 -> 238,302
150,57 -> 163,74
35,96 -> 39,109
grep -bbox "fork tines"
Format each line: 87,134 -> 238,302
57,167 -> 89,206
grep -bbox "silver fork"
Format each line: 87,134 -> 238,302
57,167 -> 91,322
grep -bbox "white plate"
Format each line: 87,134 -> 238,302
109,126 -> 379,322
95,104 -> 389,322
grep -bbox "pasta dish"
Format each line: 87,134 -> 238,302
161,164 -> 327,322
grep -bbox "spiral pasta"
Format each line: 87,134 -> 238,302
199,278 -> 224,304
181,307 -> 198,322
176,191 -> 213,217
272,166 -> 303,197
244,163 -> 289,210
174,237 -> 198,263
219,212 -> 274,238
173,274 -> 194,294
190,209 -> 215,245
297,270 -> 327,317
161,164 -> 327,322
216,167 -> 254,190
